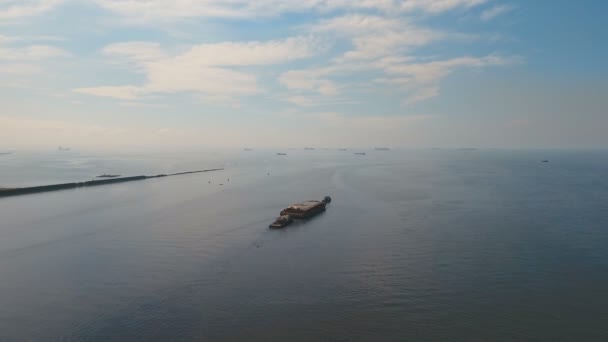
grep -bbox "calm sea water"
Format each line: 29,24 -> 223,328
1,149 -> 607,341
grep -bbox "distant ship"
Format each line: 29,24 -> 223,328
374,147 -> 390,151
243,148 -> 253,151
354,152 -> 366,155
57,146 -> 71,151
276,153 -> 287,156
304,147 -> 316,150
338,148 -> 348,151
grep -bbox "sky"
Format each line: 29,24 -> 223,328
0,0 -> 607,150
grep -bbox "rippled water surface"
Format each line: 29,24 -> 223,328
1,149 -> 608,341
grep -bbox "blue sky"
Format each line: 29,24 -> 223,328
1,0 -> 606,149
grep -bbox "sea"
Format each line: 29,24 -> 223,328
1,149 -> 607,341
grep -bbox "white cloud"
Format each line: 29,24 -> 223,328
0,35 -> 16,43
144,65 -> 258,96
103,42 -> 166,63
285,95 -> 315,106
0,63 -> 42,75
74,86 -> 143,100
2,0 -> 518,128
403,86 -> 439,104
170,37 -> 323,66
282,53 -> 518,104
311,14 -> 403,34
0,36 -> 70,79
383,55 -> 517,84
0,0 -> 65,19
0,44 -> 70,60
93,0 -> 488,23
399,0 -> 487,13
481,4 -> 514,21
279,11 -> 516,105
76,37 -> 321,100
279,68 -> 339,95
0,35 -> 65,43
312,14 -> 445,63
379,54 -> 518,102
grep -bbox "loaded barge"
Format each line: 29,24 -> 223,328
269,196 -> 331,228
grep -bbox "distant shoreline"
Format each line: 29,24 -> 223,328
0,168 -> 223,198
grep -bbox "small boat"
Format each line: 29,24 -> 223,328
541,160 -> 549,163
269,215 -> 293,228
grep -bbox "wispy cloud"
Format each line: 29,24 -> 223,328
481,4 -> 514,21
278,12 -> 517,105
0,34 -> 65,43
399,0 -> 487,13
0,0 -> 65,19
92,0 -> 488,23
0,44 -> 70,60
0,63 -> 42,75
279,67 -> 339,96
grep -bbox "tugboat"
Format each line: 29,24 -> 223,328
269,215 -> 293,228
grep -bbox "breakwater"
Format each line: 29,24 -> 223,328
0,168 -> 224,198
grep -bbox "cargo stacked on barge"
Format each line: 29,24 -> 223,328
280,200 -> 326,219
269,196 -> 331,228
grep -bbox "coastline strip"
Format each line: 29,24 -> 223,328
0,168 -> 224,198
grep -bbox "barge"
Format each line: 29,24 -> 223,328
269,196 -> 331,228
280,200 -> 326,219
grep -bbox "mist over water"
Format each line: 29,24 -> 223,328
1,149 -> 608,341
